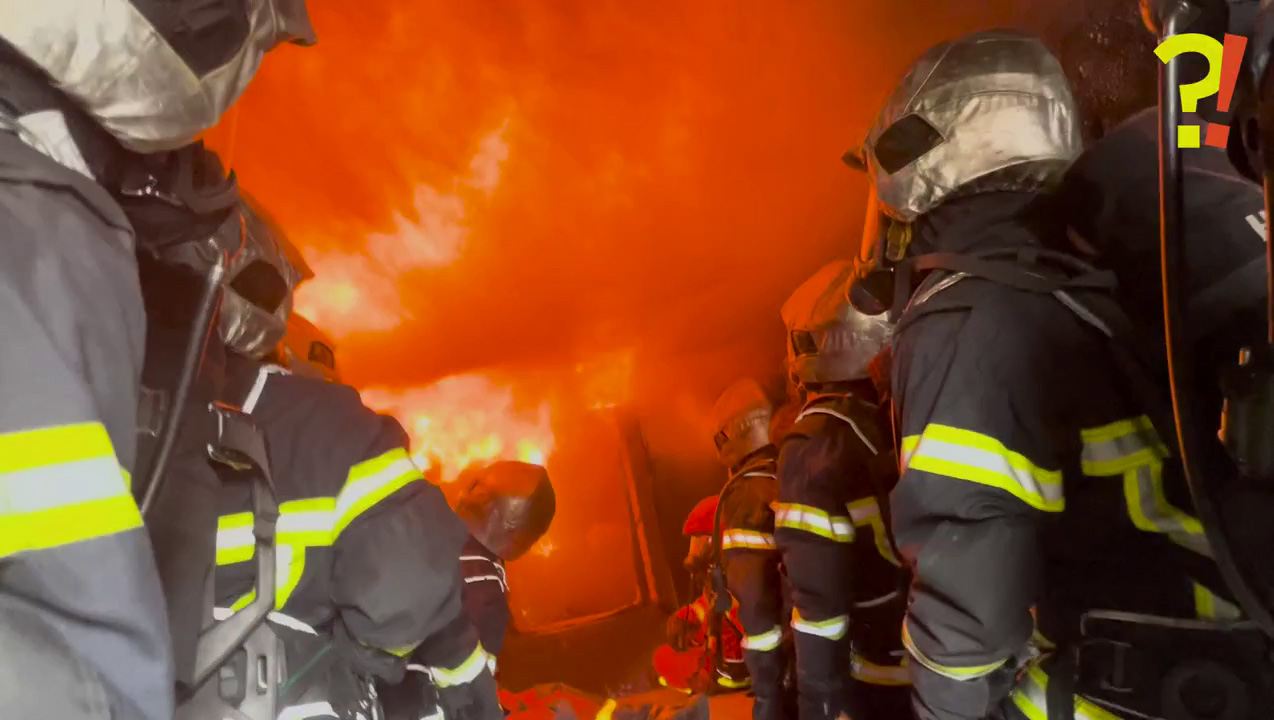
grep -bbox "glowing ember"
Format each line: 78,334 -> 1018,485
361,372 -> 554,483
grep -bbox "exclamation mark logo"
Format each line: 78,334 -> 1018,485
1205,34 -> 1249,148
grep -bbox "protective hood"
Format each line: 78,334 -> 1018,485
711,379 -> 773,470
219,194 -> 307,359
454,461 -> 556,562
0,0 -> 315,152
781,260 -> 892,386
856,29 -> 1082,223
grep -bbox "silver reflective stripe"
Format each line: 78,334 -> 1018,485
773,503 -> 854,542
797,407 -> 878,455
1126,463 -> 1211,558
335,456 -> 417,523
791,612 -> 848,640
1010,663 -> 1119,720
854,590 -> 901,609
278,701 -> 339,720
846,498 -> 881,524
212,606 -> 318,635
1,455 -> 127,513
910,435 -> 1064,510
722,529 -> 777,550
851,654 -> 909,685
241,364 -> 289,415
743,626 -> 782,652
1079,418 -> 1165,475
430,645 -> 488,688
216,509 -> 335,555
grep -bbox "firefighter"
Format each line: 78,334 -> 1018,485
381,460 -> 557,720
710,379 -> 792,720
211,199 -> 502,720
772,260 -> 911,720
844,28 -> 1270,719
0,4 -> 314,719
654,495 -> 750,693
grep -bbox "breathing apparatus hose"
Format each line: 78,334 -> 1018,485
1157,2 -> 1274,638
140,251 -> 227,517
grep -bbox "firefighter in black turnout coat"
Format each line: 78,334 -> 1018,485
845,30 -> 1273,720
774,260 -> 912,720
211,199 -> 502,720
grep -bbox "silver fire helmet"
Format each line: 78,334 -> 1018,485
853,29 -> 1083,224
454,461 -> 556,562
781,260 -> 892,386
711,379 -> 773,469
219,195 -> 310,359
1,0 -> 316,152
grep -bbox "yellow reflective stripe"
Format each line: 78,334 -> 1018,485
333,448 -> 420,539
902,623 -> 1005,681
1080,418 -> 1210,558
792,609 -> 848,640
1079,416 -> 1168,476
1194,582 -> 1243,621
846,497 -> 902,567
1010,663 -> 1120,720
722,529 -> 777,551
216,511 -> 255,565
0,422 -> 142,557
595,699 -> 618,720
742,625 -> 782,652
715,669 -> 751,688
773,502 -> 854,542
851,653 -> 910,686
430,643 -> 489,688
903,425 -> 1064,512
384,641 -> 419,658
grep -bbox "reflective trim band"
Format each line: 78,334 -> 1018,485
742,625 -> 782,652
1194,582 -> 1243,621
1010,663 -> 1120,720
1079,417 -> 1168,476
722,529 -> 777,551
791,610 -> 848,640
851,653 -> 910,686
278,701 -> 339,720
212,606 -> 318,635
715,668 -> 752,689
902,424 -> 1064,513
488,654 -> 497,675
902,623 -> 1005,681
1080,419 -> 1211,558
773,502 -> 854,542
846,497 -> 902,567
595,699 -> 618,720
854,590 -> 901,610
334,448 -> 420,539
0,422 -> 143,557
430,643 -> 489,688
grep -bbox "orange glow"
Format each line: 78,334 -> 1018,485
361,373 -> 554,483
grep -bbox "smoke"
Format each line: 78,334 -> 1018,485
208,0 -> 1023,546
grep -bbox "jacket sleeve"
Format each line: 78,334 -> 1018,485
720,478 -> 784,654
0,156 -> 174,720
774,431 -> 855,708
330,412 -> 476,677
891,295 -> 1072,720
459,539 -> 512,660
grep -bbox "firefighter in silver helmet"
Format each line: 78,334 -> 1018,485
772,260 -> 912,720
382,460 -> 557,720
709,379 -> 792,719
844,29 -> 1267,719
0,4 -> 314,719
211,199 -> 503,720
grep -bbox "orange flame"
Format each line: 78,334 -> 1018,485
361,373 -> 554,483
293,121 -> 512,340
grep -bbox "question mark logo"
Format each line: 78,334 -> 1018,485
1154,33 -> 1248,148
